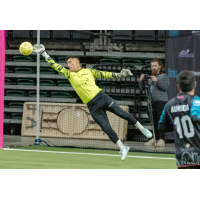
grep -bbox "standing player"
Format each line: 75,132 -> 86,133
33,44 -> 152,161
158,70 -> 200,169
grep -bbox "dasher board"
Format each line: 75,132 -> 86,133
22,102 -> 129,141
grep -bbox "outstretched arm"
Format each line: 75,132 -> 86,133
33,44 -> 70,79
89,68 -> 133,79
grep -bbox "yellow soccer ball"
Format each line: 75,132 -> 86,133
19,42 -> 33,56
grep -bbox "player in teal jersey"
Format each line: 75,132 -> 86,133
33,44 -> 152,161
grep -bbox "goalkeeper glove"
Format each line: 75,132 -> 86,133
117,69 -> 133,78
33,44 -> 50,60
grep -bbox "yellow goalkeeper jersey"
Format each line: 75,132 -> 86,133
46,57 -> 118,104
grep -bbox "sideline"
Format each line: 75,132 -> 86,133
3,148 -> 175,160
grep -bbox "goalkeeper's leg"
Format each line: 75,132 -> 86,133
90,108 -> 129,161
106,95 -> 152,138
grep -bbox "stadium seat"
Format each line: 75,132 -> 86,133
12,30 -> 30,39
40,68 -> 57,74
139,107 -> 148,113
112,30 -> 133,42
16,79 -> 35,85
93,65 -> 102,70
51,92 -> 72,98
32,30 -> 50,39
13,56 -> 33,62
28,91 -> 49,97
11,113 -> 23,120
120,83 -> 138,95
99,58 -> 120,65
40,80 -> 56,86
144,60 -> 151,66
98,82 -> 116,89
122,59 -> 143,66
6,90 -> 27,96
135,30 -> 155,41
15,68 -> 33,74
121,83 -> 134,89
110,66 -> 119,72
9,102 -> 24,108
58,57 -> 66,63
40,56 -> 56,62
121,83 -> 139,89
93,65 -> 115,72
53,30 -> 71,39
5,79 -> 13,85
101,66 -> 113,71
57,80 -> 71,87
72,30 -> 93,41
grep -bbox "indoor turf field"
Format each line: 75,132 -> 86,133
0,145 -> 177,169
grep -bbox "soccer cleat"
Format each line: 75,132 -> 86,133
156,139 -> 165,147
144,138 -> 155,146
141,128 -> 153,138
121,146 -> 130,161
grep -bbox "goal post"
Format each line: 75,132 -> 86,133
0,30 -> 5,149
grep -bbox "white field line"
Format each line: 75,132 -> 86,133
3,148 -> 175,160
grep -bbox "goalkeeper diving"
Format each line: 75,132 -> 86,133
33,44 -> 152,161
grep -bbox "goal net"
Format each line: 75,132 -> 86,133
3,30 -> 200,153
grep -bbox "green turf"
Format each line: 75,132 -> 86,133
0,145 -> 177,169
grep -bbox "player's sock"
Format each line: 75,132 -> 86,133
116,139 -> 125,150
135,121 -> 144,131
135,121 -> 152,138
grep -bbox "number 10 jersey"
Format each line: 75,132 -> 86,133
158,93 -> 200,168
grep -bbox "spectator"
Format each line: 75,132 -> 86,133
139,58 -> 169,147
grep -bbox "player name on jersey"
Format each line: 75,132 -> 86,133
171,105 -> 189,113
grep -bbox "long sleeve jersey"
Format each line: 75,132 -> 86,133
46,57 -> 118,104
158,93 -> 200,168
139,73 -> 169,102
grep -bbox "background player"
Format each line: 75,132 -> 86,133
158,70 -> 200,169
33,44 -> 152,161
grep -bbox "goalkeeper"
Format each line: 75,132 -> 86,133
33,44 -> 152,161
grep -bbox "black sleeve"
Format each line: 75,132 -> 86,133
158,103 -> 174,132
